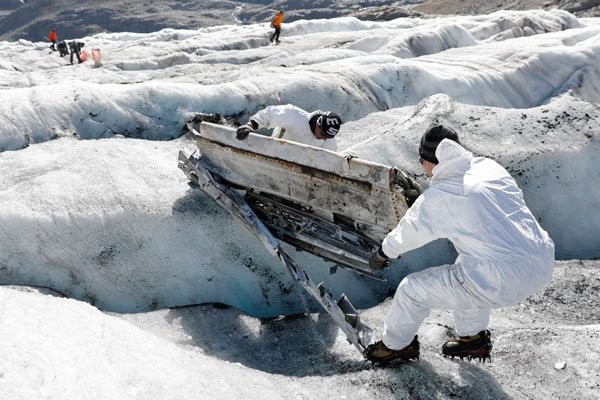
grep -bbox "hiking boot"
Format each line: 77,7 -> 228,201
364,335 -> 420,363
442,330 -> 493,362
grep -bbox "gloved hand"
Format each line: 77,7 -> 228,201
236,120 -> 258,140
368,246 -> 390,270
236,124 -> 254,140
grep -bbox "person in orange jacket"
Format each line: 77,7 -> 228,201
269,10 -> 284,44
48,28 -> 58,51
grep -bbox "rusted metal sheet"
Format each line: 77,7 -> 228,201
191,122 -> 420,240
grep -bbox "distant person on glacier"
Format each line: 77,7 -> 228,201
269,10 -> 284,44
364,123 -> 555,364
69,40 -> 85,64
48,28 -> 58,51
235,104 -> 342,151
57,41 -> 69,57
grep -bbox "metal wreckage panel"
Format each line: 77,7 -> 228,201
178,121 -> 422,357
189,121 -> 420,242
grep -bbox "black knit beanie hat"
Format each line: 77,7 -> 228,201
419,123 -> 460,164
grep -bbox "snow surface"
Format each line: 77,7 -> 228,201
0,9 -> 599,399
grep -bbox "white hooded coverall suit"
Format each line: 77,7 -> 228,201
381,139 -> 555,349
249,104 -> 337,151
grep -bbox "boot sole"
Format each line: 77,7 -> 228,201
443,343 -> 492,363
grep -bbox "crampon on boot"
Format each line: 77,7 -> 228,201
442,329 -> 493,362
364,335 -> 420,364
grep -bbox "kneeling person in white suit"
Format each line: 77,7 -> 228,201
365,123 -> 555,363
235,104 -> 342,151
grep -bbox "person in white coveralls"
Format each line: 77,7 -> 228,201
365,123 -> 555,364
235,104 -> 342,151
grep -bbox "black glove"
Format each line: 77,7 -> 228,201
236,120 -> 258,140
368,246 -> 390,270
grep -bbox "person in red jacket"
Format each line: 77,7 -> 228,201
48,28 -> 58,51
269,10 -> 284,44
